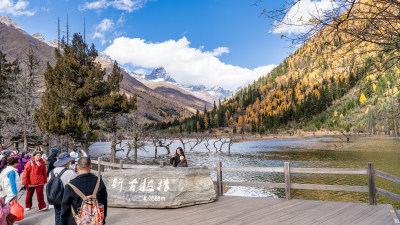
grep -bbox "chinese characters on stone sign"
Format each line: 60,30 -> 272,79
111,177 -> 170,202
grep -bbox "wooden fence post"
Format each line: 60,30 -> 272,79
98,157 -> 102,177
284,162 -> 291,200
120,160 -> 124,169
216,161 -> 223,196
160,161 -> 164,168
367,162 -> 377,205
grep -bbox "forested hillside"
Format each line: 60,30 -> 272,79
154,19 -> 400,135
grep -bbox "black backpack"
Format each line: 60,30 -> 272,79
46,168 -> 68,206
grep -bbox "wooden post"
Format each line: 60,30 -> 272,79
284,162 -> 291,200
367,162 -> 377,205
119,160 -> 124,170
159,161 -> 164,168
98,157 -> 102,177
216,161 -> 223,196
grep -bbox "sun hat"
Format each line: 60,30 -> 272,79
54,152 -> 77,167
2,151 -> 11,157
69,151 -> 78,158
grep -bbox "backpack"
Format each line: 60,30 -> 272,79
68,177 -> 103,225
46,168 -> 68,206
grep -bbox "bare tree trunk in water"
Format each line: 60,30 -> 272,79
111,131 -> 117,163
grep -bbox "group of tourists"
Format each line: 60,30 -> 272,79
0,144 -> 188,224
0,147 -> 108,225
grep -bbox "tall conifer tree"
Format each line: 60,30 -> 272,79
35,33 -> 135,151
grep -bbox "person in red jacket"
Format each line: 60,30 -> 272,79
22,151 -> 48,211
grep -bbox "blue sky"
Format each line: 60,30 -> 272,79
2,0 -> 301,90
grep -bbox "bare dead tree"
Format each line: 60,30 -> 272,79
339,129 -> 350,143
177,133 -> 190,151
213,137 -> 226,153
188,134 -> 205,151
158,134 -> 173,155
149,132 -> 161,159
124,112 -> 146,163
203,137 -> 212,153
221,136 -> 236,155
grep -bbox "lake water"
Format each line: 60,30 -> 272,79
89,135 -> 400,209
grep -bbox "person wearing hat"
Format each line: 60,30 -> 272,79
0,151 -> 11,173
48,152 -> 77,225
22,151 -> 48,211
47,148 -> 59,176
69,150 -> 87,172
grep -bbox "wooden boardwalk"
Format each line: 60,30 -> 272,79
20,196 -> 398,225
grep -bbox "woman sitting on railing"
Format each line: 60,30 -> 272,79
170,147 -> 187,167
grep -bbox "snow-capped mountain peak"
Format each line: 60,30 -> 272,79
145,67 -> 176,83
206,86 -> 233,100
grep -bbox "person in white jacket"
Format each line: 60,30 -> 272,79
0,157 -> 22,204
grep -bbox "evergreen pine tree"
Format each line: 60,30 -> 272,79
35,33 -> 133,151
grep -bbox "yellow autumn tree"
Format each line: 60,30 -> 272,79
204,114 -> 208,129
359,93 -> 367,104
238,116 -> 243,126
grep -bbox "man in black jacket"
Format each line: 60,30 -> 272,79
47,148 -> 59,176
60,157 -> 108,225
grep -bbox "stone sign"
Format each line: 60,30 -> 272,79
102,166 -> 217,208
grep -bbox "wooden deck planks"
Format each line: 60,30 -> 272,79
19,195 -> 397,225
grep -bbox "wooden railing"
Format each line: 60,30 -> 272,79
90,158 -> 399,205
214,162 -> 400,205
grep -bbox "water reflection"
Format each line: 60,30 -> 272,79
89,136 -> 400,209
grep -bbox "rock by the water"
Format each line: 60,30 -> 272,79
102,167 -> 217,208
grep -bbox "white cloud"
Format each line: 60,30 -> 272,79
79,0 -> 148,13
105,36 -> 275,90
97,18 -> 114,32
93,18 -> 114,45
272,0 -> 336,35
206,47 -> 229,57
0,0 -> 34,16
133,68 -> 147,75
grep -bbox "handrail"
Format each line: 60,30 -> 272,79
221,166 -> 367,175
214,161 -> 400,205
375,170 -> 400,184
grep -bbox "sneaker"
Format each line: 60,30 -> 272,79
39,205 -> 48,211
25,207 -> 32,211
49,205 -> 54,209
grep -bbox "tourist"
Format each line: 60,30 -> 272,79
47,148 -> 59,176
17,152 -> 31,175
48,152 -> 77,225
10,149 -> 18,157
0,151 -> 11,173
69,150 -> 87,172
0,197 -> 10,225
61,157 -> 107,225
0,157 -> 22,204
22,151 -> 48,211
170,147 -> 188,167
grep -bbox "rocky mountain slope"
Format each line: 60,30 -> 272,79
0,16 -> 212,124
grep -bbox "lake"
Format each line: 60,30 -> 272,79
89,135 -> 400,209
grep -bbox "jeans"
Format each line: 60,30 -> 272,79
55,205 -> 61,225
